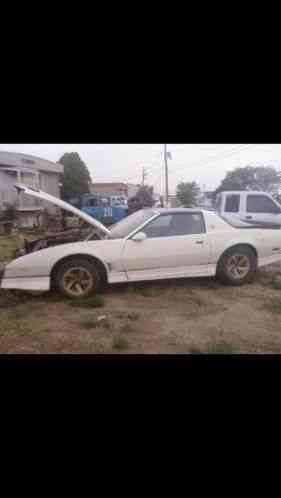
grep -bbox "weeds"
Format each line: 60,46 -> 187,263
206,341 -> 238,354
112,336 -> 129,350
68,295 -> 105,308
121,322 -> 134,334
127,312 -> 139,321
268,298 -> 281,314
80,317 -> 98,329
272,280 -> 281,291
189,346 -> 203,354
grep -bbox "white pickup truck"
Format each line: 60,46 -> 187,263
215,191 -> 281,226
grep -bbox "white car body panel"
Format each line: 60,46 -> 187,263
2,188 -> 281,292
122,233 -> 210,279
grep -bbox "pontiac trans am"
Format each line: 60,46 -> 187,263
1,184 -> 281,299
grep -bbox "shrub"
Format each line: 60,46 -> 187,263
112,336 -> 129,350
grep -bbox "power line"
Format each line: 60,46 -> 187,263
170,144 -> 256,172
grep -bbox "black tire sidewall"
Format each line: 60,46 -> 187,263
55,258 -> 100,298
217,246 -> 257,286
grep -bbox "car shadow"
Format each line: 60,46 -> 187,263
103,276 -> 221,296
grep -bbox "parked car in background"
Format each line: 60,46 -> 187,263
2,184 -> 281,299
215,191 -> 281,226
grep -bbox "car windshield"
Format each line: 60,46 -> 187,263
108,209 -> 155,239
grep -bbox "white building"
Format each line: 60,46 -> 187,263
0,151 -> 63,227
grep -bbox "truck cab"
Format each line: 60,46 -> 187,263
215,191 -> 281,225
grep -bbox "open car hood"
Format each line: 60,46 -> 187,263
14,184 -> 111,236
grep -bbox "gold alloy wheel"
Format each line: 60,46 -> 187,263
225,253 -> 250,280
62,267 -> 94,297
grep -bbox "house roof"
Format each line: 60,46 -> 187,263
91,183 -> 128,188
0,151 -> 63,174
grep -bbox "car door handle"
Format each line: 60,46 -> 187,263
196,240 -> 204,244
246,216 -> 253,219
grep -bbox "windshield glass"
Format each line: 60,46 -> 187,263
108,209 -> 155,239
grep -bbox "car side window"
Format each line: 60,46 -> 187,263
225,194 -> 240,213
246,195 -> 279,213
142,213 -> 205,238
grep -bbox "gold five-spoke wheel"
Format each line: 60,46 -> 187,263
63,267 -> 94,297
225,254 -> 250,280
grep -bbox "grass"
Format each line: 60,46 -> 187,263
189,346 -> 203,354
0,234 -> 23,261
206,341 -> 238,354
268,298 -> 281,313
80,317 -> 98,329
272,279 -> 281,291
112,336 -> 129,350
68,295 -> 105,308
120,322 -> 135,334
127,312 -> 139,321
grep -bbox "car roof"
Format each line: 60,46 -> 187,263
218,190 -> 269,195
151,208 -> 204,215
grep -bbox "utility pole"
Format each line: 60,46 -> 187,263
142,166 -> 147,186
164,144 -> 169,206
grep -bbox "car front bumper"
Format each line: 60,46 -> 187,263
0,274 -> 50,291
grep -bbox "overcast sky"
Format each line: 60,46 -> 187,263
1,143 -> 281,194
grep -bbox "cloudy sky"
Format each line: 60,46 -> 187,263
1,143 -> 281,194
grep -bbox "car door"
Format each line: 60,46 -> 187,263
122,212 -> 211,281
242,194 -> 281,225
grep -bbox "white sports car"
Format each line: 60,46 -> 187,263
1,184 -> 281,299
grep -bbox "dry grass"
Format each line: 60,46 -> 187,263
2,264 -> 281,353
0,234 -> 23,261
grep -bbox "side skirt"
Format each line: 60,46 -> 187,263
124,265 -> 215,282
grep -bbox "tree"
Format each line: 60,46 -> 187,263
127,185 -> 154,214
59,152 -> 91,200
176,181 -> 200,207
216,166 -> 281,195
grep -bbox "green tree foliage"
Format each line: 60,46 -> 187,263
59,152 -> 91,200
176,181 -> 200,207
128,185 -> 154,213
216,166 -> 281,195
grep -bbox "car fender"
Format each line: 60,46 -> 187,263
3,239 -> 124,280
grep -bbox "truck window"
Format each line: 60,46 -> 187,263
246,195 -> 280,213
225,194 -> 240,213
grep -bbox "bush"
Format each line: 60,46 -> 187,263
0,203 -> 17,222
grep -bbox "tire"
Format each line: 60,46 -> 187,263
54,257 -> 101,299
217,246 -> 257,286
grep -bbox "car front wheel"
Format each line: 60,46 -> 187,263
54,258 -> 101,298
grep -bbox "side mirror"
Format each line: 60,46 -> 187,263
132,231 -> 147,242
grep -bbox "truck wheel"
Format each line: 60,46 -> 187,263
54,258 -> 101,299
217,246 -> 257,286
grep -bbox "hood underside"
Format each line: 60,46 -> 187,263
14,184 -> 111,236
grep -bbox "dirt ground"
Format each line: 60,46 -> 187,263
1,263 -> 281,354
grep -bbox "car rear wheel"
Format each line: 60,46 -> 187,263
54,258 -> 101,299
217,246 -> 257,286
